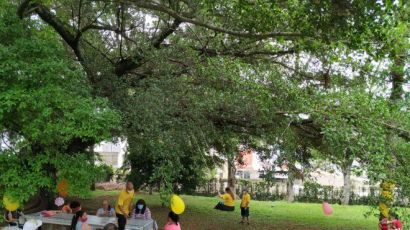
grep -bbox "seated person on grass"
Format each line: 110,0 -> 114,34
96,199 -> 116,217
62,201 -> 81,214
214,187 -> 235,211
131,199 -> 152,220
71,210 -> 91,230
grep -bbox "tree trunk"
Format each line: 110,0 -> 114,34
216,179 -> 221,195
286,172 -> 295,202
378,53 -> 404,217
227,157 -> 237,197
341,163 -> 352,205
24,188 -> 54,213
389,54 -> 404,103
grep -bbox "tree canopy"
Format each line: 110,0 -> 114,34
0,1 -> 120,206
0,0 -> 409,210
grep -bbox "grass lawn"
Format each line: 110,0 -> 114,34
77,190 -> 378,230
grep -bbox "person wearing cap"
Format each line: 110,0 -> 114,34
240,188 -> 251,225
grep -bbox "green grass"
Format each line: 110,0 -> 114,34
81,190 -> 378,230
89,189 -> 120,198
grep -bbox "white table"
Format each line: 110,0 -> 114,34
24,213 -> 156,230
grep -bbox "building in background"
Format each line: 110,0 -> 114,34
94,140 -> 127,169
216,150 -> 371,196
94,142 -> 372,196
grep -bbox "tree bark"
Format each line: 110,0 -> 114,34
286,171 -> 295,202
341,162 -> 352,205
227,157 -> 237,196
24,188 -> 54,213
389,54 -> 405,103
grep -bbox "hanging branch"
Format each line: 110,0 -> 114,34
126,0 -> 303,40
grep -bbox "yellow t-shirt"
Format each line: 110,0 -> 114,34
115,190 -> 135,215
241,193 -> 251,208
221,193 -> 234,207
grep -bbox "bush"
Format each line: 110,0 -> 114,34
237,180 -> 284,201
95,164 -> 114,183
196,179 -> 384,206
295,181 -> 380,205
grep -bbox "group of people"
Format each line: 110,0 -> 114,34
4,183 -> 251,230
67,182 -> 180,230
379,213 -> 402,230
9,183 -> 406,230
214,187 -> 251,225
67,183 -> 251,230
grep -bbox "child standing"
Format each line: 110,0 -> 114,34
164,211 -> 181,230
240,188 -> 251,225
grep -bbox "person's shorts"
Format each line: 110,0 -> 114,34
214,202 -> 235,211
241,207 -> 249,217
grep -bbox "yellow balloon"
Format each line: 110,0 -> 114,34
170,195 -> 185,214
3,195 -> 20,211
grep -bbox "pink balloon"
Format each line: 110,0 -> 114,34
322,202 -> 333,216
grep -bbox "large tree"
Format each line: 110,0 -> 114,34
12,0 -> 410,202
0,2 -> 120,209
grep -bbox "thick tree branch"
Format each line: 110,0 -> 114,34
152,19 -> 182,48
18,1 -> 84,62
378,120 -> 410,142
17,0 -> 32,18
126,0 -> 302,40
80,24 -> 118,33
390,54 -> 405,102
81,22 -> 144,74
79,22 -> 145,75
115,54 -> 145,76
192,46 -> 295,58
82,39 -> 115,64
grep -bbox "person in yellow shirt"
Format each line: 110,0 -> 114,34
240,188 -> 251,225
115,181 -> 135,230
214,187 -> 235,211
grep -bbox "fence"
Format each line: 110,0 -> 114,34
195,179 -> 383,205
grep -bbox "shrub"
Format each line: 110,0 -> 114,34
95,164 -> 114,183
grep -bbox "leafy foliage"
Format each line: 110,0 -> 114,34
0,2 -> 120,205
2,0 -> 409,213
